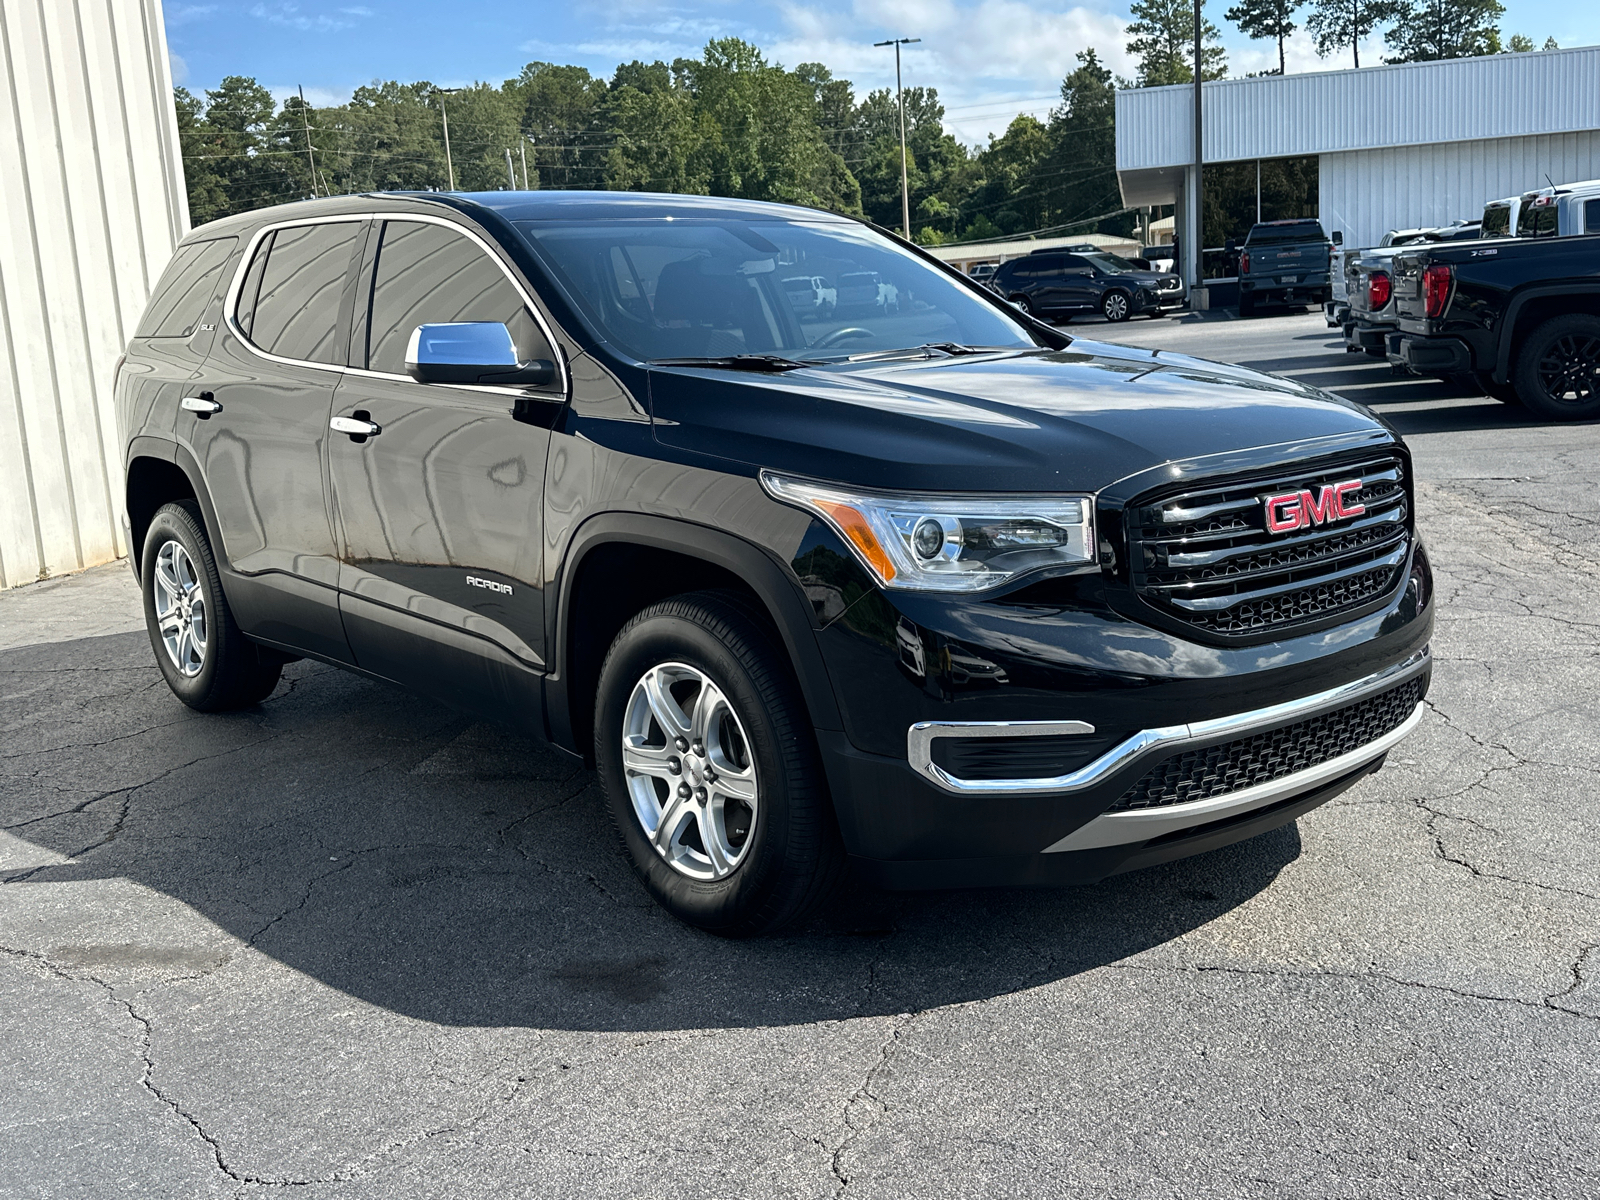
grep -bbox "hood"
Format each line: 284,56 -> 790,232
648,340 -> 1396,494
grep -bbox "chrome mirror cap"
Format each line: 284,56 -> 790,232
404,322 -> 554,387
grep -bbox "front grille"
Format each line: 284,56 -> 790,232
1128,452 -> 1410,639
1111,677 -> 1422,812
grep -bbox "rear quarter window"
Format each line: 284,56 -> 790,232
1586,198 -> 1600,235
135,237 -> 237,338
242,221 -> 363,364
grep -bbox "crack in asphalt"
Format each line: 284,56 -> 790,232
826,1012 -> 916,1197
1105,959 -> 1600,1023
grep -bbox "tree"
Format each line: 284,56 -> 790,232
1385,0 -> 1505,61
1544,36 -> 1558,50
1127,0 -> 1228,86
1505,33 -> 1533,52
1306,0 -> 1406,67
1225,0 -> 1304,74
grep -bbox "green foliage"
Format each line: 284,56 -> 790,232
1127,0 -> 1229,85
1225,0 -> 1304,74
1384,0 -> 1507,62
174,38 -> 1137,248
1306,0 -> 1407,67
1505,33 -> 1533,52
1202,157 -> 1319,245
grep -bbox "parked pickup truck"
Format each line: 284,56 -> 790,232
1240,219 -> 1338,316
1516,181 -> 1600,239
1387,233 -> 1600,419
1340,222 -> 1484,351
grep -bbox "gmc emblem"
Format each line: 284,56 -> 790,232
1264,479 -> 1365,534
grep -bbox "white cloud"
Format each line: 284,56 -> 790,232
248,2 -> 373,33
168,49 -> 189,85
267,84 -> 355,107
165,3 -> 216,25
768,0 -> 1132,144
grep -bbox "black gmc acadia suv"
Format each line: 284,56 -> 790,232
116,192 -> 1433,935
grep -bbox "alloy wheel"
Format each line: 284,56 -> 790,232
153,540 -> 207,677
621,662 -> 759,880
1535,333 -> 1600,405
1103,292 -> 1130,321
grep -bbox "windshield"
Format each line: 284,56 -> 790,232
1081,252 -> 1138,273
1245,222 -> 1327,245
513,218 -> 1038,362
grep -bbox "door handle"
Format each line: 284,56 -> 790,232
330,414 -> 381,441
181,393 -> 221,417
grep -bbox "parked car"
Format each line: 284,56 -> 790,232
1387,229 -> 1600,418
1239,219 -> 1338,315
116,190 -> 1432,934
836,270 -> 900,315
781,274 -> 837,319
968,262 -> 997,284
1515,180 -> 1600,238
1479,195 -> 1521,240
991,250 -> 1183,322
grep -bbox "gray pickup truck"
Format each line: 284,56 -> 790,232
1239,219 -> 1339,316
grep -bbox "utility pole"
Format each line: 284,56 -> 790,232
432,87 -> 461,190
298,84 -> 319,198
1191,0 -> 1204,299
874,36 -> 921,240
505,148 -> 516,189
519,143 -> 529,189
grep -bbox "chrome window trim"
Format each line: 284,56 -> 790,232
906,646 -> 1429,797
221,210 -> 570,395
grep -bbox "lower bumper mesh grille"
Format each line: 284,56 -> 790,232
1110,677 -> 1423,812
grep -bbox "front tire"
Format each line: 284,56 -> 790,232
141,502 -> 281,711
1010,294 -> 1034,317
1101,290 -> 1131,322
1514,315 -> 1600,421
594,592 -> 843,936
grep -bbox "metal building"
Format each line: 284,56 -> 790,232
0,0 -> 187,589
1116,45 -> 1600,287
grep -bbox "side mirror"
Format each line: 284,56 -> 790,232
1331,231 -> 1344,245
405,322 -> 554,387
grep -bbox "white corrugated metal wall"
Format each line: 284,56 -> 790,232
1321,131 -> 1600,249
1117,45 -> 1600,174
0,0 -> 187,589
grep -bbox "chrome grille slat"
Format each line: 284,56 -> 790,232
1128,453 -> 1412,638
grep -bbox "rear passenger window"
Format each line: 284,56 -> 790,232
1587,198 -> 1600,234
245,221 -> 362,364
364,220 -> 552,377
136,237 -> 237,338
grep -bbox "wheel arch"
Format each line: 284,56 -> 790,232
124,440 -> 211,583
1496,285 -> 1600,382
546,513 -> 844,763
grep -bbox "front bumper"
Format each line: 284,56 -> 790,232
811,539 -> 1435,889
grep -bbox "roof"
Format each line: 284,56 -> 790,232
1117,44 -> 1600,206
450,190 -> 853,223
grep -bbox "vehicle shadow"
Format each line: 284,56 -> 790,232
2,631 -> 1302,1033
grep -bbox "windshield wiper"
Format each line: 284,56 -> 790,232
648,354 -> 812,372
845,342 -> 1013,363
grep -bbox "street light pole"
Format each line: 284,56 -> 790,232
874,36 -> 921,240
1192,0 -> 1204,296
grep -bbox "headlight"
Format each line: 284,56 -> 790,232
760,471 -> 1094,593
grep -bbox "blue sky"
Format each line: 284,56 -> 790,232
165,0 -> 1594,145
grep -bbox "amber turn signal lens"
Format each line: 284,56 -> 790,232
816,500 -> 897,582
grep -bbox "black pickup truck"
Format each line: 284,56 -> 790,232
1388,234 -> 1600,419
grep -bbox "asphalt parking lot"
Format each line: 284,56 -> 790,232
3,309 -> 1598,1199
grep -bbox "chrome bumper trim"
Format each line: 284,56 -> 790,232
906,647 -> 1429,797
1042,700 -> 1423,853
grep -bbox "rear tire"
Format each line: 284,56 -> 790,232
1514,315 -> 1600,421
594,592 -> 844,936
141,502 -> 282,711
